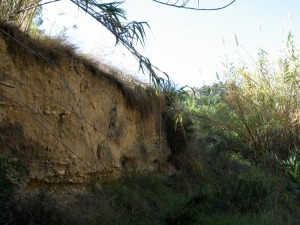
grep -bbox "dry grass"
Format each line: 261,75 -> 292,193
291,109 -> 300,126
0,21 -> 159,117
0,0 -> 39,32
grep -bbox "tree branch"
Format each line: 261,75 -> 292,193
152,0 -> 237,11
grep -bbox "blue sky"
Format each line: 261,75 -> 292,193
41,0 -> 300,87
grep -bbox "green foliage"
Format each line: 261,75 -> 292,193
1,3 -> 300,225
190,82 -> 248,155
6,152 -> 300,225
191,33 -> 300,161
282,147 -> 300,205
69,0 -> 149,47
165,153 -> 292,225
218,169 -> 275,213
104,175 -> 185,224
162,80 -> 193,155
66,0 -> 176,94
181,32 -> 300,225
10,174 -> 190,225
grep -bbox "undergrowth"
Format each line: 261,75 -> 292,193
191,33 -> 300,161
0,156 -> 27,224
2,18 -> 300,225
7,149 -> 300,225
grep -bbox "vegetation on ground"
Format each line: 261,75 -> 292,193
0,0 -> 237,91
4,150 -> 300,225
0,157 -> 27,224
1,1 -> 300,225
2,33 -> 300,224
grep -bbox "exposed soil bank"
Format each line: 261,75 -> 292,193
0,23 -> 172,189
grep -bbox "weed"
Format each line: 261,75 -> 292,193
282,147 -> 300,206
191,33 -> 300,161
0,156 -> 27,224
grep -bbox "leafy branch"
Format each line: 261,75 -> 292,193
68,0 -> 171,89
1,0 -> 237,91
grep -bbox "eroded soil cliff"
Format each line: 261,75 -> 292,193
0,23 -> 171,189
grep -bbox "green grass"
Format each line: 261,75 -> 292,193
7,151 -> 300,225
3,25 -> 300,225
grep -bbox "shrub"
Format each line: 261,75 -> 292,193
191,33 -> 300,161
282,147 -> 300,206
162,80 -> 193,155
190,83 -> 249,155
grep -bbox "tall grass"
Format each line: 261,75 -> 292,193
282,147 -> 300,206
192,33 -> 300,161
187,33 -> 300,220
0,0 -> 40,32
10,164 -> 299,225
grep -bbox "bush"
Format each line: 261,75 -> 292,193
162,81 -> 193,156
190,83 -> 249,155
282,147 -> 300,206
191,33 -> 300,161
164,147 -> 296,225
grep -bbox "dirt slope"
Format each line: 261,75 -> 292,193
0,23 -> 171,189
